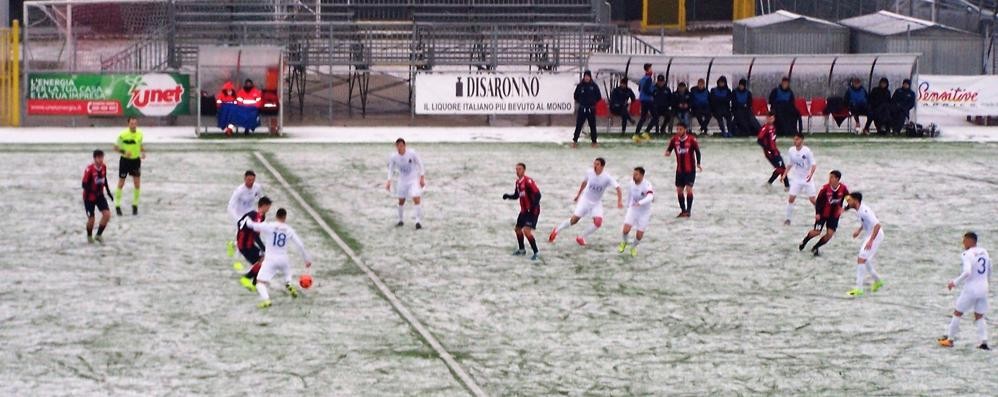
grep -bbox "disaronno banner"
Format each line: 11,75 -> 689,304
415,72 -> 577,115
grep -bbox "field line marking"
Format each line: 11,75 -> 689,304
253,151 -> 488,397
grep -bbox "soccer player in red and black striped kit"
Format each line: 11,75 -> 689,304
82,149 -> 113,243
503,163 -> 542,261
757,112 -> 790,189
665,122 -> 702,217
235,196 -> 272,291
799,170 -> 849,256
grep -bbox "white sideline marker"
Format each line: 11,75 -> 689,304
254,152 -> 488,397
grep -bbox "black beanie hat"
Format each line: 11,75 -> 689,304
583,70 -> 592,77
657,74 -> 665,82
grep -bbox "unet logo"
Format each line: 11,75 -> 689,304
127,74 -> 185,116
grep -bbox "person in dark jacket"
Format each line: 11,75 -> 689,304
651,75 -> 673,135
890,79 -> 916,134
634,64 -> 656,139
868,77 -> 892,135
573,70 -> 602,147
672,82 -> 691,128
709,75 -> 734,138
609,78 -> 636,134
768,77 -> 800,136
844,78 -> 872,133
690,78 -> 711,135
731,78 -> 759,137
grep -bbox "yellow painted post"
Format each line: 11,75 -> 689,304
11,20 -> 20,127
0,20 -> 19,127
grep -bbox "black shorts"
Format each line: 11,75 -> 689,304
239,246 -> 263,265
814,216 -> 840,232
675,171 -> 696,187
84,196 -> 109,217
516,212 -> 539,229
766,152 -> 785,169
119,157 -> 141,178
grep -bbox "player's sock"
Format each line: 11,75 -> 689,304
855,264 -> 865,289
413,204 -> 422,223
677,193 -> 687,213
115,188 -> 123,207
581,223 -> 599,238
785,203 -> 795,221
397,204 -> 404,222
96,225 -> 106,236
631,237 -> 641,248
257,283 -> 270,300
864,260 -> 881,281
555,219 -> 571,233
783,176 -> 790,189
87,225 -> 93,237
812,235 -> 829,250
947,315 -> 961,340
686,194 -> 694,214
621,233 -> 630,245
527,236 -> 538,254
976,318 -> 987,344
246,262 -> 262,282
767,171 -> 779,184
517,234 -> 525,250
133,189 -> 140,206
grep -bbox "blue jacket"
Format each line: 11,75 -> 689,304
690,87 -> 710,109
768,86 -> 794,106
732,88 -> 752,109
845,86 -> 869,107
709,86 -> 733,113
892,87 -> 916,112
638,74 -> 655,103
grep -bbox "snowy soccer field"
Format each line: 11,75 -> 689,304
2,138 -> 997,396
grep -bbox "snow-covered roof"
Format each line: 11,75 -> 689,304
736,10 -> 845,29
839,10 -> 974,36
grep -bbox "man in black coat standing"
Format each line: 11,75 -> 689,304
609,78 -> 636,134
769,77 -> 800,136
573,70 -> 602,148
890,79 -> 916,134
868,77 -> 892,135
651,74 -> 672,136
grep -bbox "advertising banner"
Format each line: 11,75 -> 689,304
27,72 -> 190,116
415,72 -> 576,115
917,75 -> 998,116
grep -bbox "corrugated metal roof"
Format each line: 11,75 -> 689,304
736,10 -> 844,29
839,10 -> 973,36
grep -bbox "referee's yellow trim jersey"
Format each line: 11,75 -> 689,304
116,129 -> 144,159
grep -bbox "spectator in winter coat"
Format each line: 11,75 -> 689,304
868,77 -> 892,135
768,77 -> 800,136
844,78 -> 872,133
573,70 -> 602,147
634,64 -> 656,139
709,75 -> 734,138
651,75 -> 673,135
609,78 -> 636,134
690,78 -> 711,135
672,82 -> 691,128
731,78 -> 759,137
890,78 -> 916,134
216,81 -> 237,108
236,79 -> 263,109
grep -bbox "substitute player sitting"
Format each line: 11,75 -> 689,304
82,149 -> 113,243
799,170 -> 849,256
245,208 -> 312,309
938,232 -> 991,350
386,138 -> 426,230
845,192 -> 885,297
549,157 -> 622,246
502,162 -> 542,261
783,132 -> 816,225
618,166 -> 654,257
235,196 -> 272,291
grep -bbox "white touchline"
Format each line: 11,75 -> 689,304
253,152 -> 488,397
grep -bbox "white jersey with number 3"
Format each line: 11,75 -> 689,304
581,170 -> 619,203
247,221 -> 310,263
787,145 -> 815,182
959,247 -> 992,294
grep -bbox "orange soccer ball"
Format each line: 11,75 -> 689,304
299,274 -> 313,289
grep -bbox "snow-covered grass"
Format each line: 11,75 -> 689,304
2,139 -> 997,395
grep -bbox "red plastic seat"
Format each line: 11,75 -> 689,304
807,97 -> 828,132
751,97 -> 768,116
628,100 -> 641,116
794,98 -> 810,117
595,99 -> 610,117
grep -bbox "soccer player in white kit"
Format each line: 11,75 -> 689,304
385,138 -> 426,230
549,157 -> 623,246
245,208 -> 312,309
782,133 -> 816,225
618,166 -> 654,257
844,192 -> 885,297
226,170 -> 264,256
938,232 -> 991,350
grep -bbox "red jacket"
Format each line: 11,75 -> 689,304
236,87 -> 263,109
216,81 -> 237,107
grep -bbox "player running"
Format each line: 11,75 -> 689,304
82,149 -> 113,243
245,208 -> 312,308
799,170 -> 849,256
844,192 -> 885,297
386,138 -> 426,230
235,196 -> 272,291
783,132 -> 816,225
665,122 -> 702,218
618,166 -> 654,257
757,113 -> 789,189
502,162 -> 542,261
112,117 -> 145,216
549,157 -> 623,246
938,232 -> 991,350
226,170 -> 264,257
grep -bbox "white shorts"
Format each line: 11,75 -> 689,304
395,181 -> 422,199
624,207 -> 652,231
955,289 -> 989,314
788,179 -> 816,197
572,199 -> 604,219
258,258 -> 293,283
857,231 -> 884,261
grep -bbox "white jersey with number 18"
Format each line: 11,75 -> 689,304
247,221 -> 310,263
